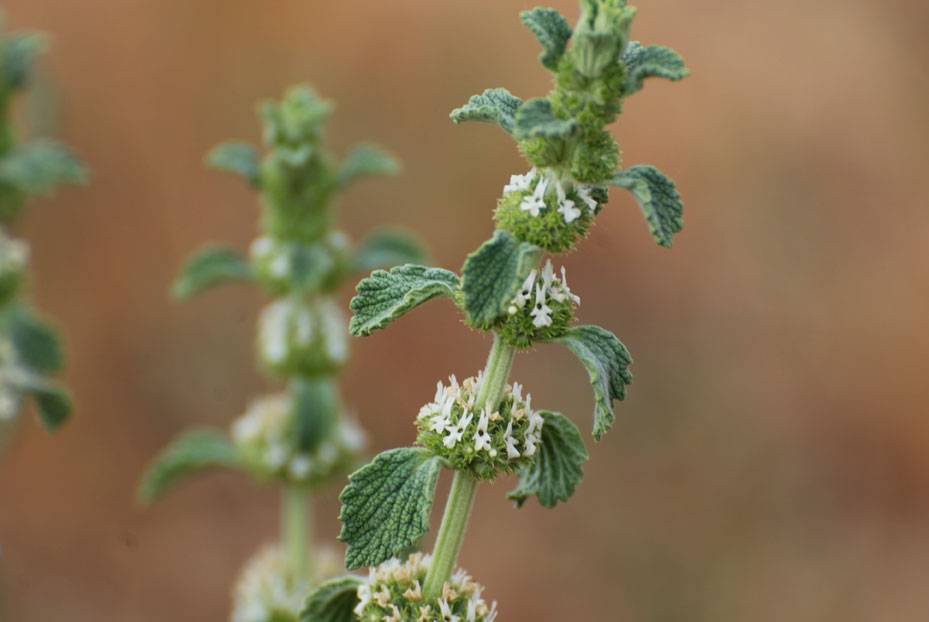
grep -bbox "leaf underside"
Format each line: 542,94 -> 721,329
171,246 -> 253,300
449,88 -> 523,135
299,576 -> 362,622
520,7 -> 573,70
622,41 -> 689,95
137,429 -> 241,504
612,165 -> 684,247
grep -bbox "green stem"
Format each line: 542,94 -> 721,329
282,484 -> 311,580
423,334 -> 516,599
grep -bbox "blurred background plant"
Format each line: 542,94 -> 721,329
1,1 -> 928,621
136,83 -> 424,622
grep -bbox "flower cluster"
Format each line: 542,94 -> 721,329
231,545 -> 311,622
496,259 -> 580,348
495,167 -> 606,252
0,232 -> 27,306
257,296 -> 348,377
416,374 -> 543,479
249,230 -> 351,296
354,553 -> 497,622
0,335 -> 20,421
231,393 -> 364,486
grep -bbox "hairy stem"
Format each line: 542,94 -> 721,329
282,484 -> 311,579
423,334 -> 516,598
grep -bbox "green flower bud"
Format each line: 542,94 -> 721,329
231,545 -> 311,622
354,553 -> 497,622
231,393 -> 364,486
494,168 -> 603,253
257,296 -> 348,378
572,1 -> 636,79
497,259 -> 580,348
249,231 -> 352,296
0,231 -> 28,307
415,374 -> 543,480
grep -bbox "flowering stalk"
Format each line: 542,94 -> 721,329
0,16 -> 87,433
137,85 -> 425,622
303,1 -> 689,619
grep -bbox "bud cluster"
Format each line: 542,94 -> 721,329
497,259 -> 580,348
354,553 -> 497,622
249,231 -> 351,296
257,296 -> 348,378
231,393 -> 364,486
231,546 -> 311,622
416,374 -> 543,479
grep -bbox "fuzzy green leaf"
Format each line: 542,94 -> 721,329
6,306 -> 63,373
299,576 -> 362,622
352,229 -> 427,274
521,8 -> 572,70
556,325 -> 633,440
449,88 -> 523,135
461,230 -> 540,329
137,430 -> 241,504
0,140 -> 87,195
509,411 -> 589,508
171,246 -> 253,300
513,98 -> 577,140
339,447 -> 442,570
207,142 -> 260,186
3,32 -> 47,90
349,264 -> 459,337
337,144 -> 400,187
612,165 -> 684,247
622,41 -> 689,95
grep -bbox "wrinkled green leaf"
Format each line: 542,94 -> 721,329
622,41 -> 689,95
299,576 -> 362,622
6,306 -> 62,373
449,88 -> 523,134
0,140 -> 87,195
612,165 -> 684,247
292,377 -> 338,453
513,98 -> 577,140
509,411 -> 589,508
137,429 -> 241,504
171,246 -> 253,300
339,447 -> 442,570
207,142 -> 260,186
352,229 -> 426,274
461,230 -> 540,329
3,32 -> 47,90
349,264 -> 459,337
337,144 -> 399,187
521,7 -> 572,70
555,325 -> 633,440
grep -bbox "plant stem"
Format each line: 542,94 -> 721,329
423,334 -> 516,599
282,484 -> 311,580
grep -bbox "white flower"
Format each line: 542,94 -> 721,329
556,266 -> 581,304
504,422 -> 520,459
512,270 -> 537,309
576,185 -> 598,212
520,176 -> 549,217
354,583 -> 372,616
444,426 -> 464,448
511,382 -> 523,402
288,455 -> 312,479
269,253 -> 289,278
530,284 -> 553,328
523,434 -> 538,457
264,443 -> 288,469
502,167 -> 536,193
439,598 -> 460,622
558,198 -> 581,223
473,409 -> 492,452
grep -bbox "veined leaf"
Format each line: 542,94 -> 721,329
0,140 -> 87,195
520,7 -> 572,70
612,165 -> 684,247
461,230 -> 540,329
339,447 -> 442,570
349,264 -> 459,337
622,41 -> 689,95
555,325 -> 633,440
337,144 -> 399,188
137,429 -> 241,504
513,98 -> 577,140
299,576 -> 362,622
352,229 -> 427,274
171,246 -> 253,300
207,142 -> 260,186
449,88 -> 523,135
509,411 -> 588,508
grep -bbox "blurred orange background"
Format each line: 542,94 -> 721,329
2,1 -> 929,620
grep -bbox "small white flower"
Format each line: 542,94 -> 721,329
439,598 -> 460,622
288,455 -> 312,479
249,236 -> 274,259
502,167 -> 536,193
576,185 -> 598,212
504,422 -> 520,459
269,253 -> 289,278
559,266 -> 581,304
512,270 -> 537,309
444,426 -> 464,448
523,434 -> 538,457
530,284 -> 553,328
473,408 -> 492,452
558,198 -> 581,223
511,382 -> 523,402
264,443 -> 288,469
520,176 -> 549,217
